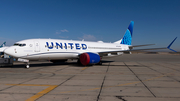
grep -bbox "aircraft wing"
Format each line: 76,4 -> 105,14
0,47 -> 9,52
98,47 -> 167,56
129,44 -> 155,49
99,37 -> 177,56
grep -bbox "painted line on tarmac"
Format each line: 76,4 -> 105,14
81,67 -> 88,70
4,73 -> 172,100
26,85 -> 57,101
6,84 -> 58,101
59,73 -> 172,94
6,84 -> 56,87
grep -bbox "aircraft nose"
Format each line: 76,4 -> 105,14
4,47 -> 15,57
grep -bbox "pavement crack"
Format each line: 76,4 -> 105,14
96,63 -> 110,101
54,66 -> 69,72
124,62 -> 156,97
138,62 -> 180,83
116,96 -> 127,101
0,73 -> 43,92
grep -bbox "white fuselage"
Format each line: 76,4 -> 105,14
4,39 -> 130,60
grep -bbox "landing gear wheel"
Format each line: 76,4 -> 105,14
26,63 -> 30,69
97,61 -> 102,65
77,59 -> 82,65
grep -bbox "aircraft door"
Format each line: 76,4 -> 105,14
34,41 -> 40,52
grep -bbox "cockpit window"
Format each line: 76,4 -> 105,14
13,43 -> 19,46
13,43 -> 26,47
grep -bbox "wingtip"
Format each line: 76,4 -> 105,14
167,37 -> 177,52
167,37 -> 177,48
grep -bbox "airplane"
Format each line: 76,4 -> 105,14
0,42 -> 9,53
2,21 -> 177,68
0,42 -> 6,48
0,42 -> 11,58
0,42 -> 6,53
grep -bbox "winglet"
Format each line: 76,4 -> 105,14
167,37 -> 177,52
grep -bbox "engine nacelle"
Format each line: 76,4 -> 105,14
80,52 -> 100,66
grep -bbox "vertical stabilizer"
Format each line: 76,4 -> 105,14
120,21 -> 134,45
0,42 -> 6,48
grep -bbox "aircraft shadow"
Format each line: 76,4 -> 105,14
0,60 -> 115,68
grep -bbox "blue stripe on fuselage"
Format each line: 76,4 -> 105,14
19,52 -> 80,58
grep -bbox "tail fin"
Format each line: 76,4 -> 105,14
121,21 -> 134,45
114,21 -> 134,45
0,42 -> 6,48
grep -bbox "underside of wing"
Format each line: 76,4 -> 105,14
129,44 -> 155,49
98,47 -> 167,56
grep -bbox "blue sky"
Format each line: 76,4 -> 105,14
0,0 -> 180,51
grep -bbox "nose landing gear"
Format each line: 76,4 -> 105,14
17,58 -> 30,69
26,63 -> 30,69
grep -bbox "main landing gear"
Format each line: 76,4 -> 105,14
97,61 -> 102,65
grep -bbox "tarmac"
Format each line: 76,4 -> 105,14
0,54 -> 180,101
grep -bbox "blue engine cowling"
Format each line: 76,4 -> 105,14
80,52 -> 100,65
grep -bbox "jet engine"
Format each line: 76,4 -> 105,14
79,52 -> 100,65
